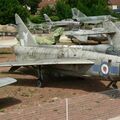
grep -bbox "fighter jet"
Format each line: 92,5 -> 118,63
65,21 -> 120,56
27,19 -> 52,33
0,77 -> 17,87
0,14 -> 120,89
71,8 -> 117,24
44,14 -> 80,29
0,24 -> 17,36
65,27 -> 112,43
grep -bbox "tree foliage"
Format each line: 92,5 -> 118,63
18,0 -> 41,14
77,0 -> 110,16
0,0 -> 29,24
55,0 -> 72,19
38,0 -> 112,23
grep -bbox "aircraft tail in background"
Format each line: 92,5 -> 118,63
103,21 -> 120,50
71,8 -> 87,20
44,14 -> 53,25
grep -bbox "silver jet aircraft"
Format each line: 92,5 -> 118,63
65,21 -> 120,56
72,8 -> 117,24
44,14 -> 80,29
65,27 -> 112,43
0,14 -> 120,89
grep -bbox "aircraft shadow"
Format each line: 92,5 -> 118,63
1,67 -> 108,92
102,89 -> 120,99
0,97 -> 21,109
11,75 -> 108,92
46,76 -> 108,92
13,78 -> 37,87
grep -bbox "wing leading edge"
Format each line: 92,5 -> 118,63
0,58 -> 94,67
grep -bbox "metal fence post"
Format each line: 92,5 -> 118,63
66,98 -> 69,120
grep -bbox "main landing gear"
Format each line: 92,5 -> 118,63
36,66 -> 45,87
106,76 -> 118,89
107,81 -> 118,89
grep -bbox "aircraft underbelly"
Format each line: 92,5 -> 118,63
49,64 -> 90,77
50,63 -> 120,78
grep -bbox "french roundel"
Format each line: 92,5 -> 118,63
100,63 -> 109,75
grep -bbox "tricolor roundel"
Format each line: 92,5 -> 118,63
100,63 -> 109,76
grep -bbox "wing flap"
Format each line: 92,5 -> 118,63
0,77 -> 17,87
0,58 -> 94,67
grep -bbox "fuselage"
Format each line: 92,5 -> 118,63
52,20 -> 80,28
76,15 -> 114,24
14,45 -> 120,79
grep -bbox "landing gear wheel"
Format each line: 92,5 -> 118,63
37,79 -> 44,88
112,82 -> 118,89
36,66 -> 46,88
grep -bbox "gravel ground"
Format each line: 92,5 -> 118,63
0,39 -> 120,119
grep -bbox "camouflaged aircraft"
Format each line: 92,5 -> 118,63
0,77 -> 16,87
0,24 -> 17,36
0,14 -> 120,89
27,19 -> 52,33
71,8 -> 117,24
44,14 -> 80,29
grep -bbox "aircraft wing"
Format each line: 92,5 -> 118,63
83,20 -> 103,24
66,29 -> 115,36
0,77 -> 17,87
0,58 -> 94,67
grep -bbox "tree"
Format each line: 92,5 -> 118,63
0,0 -> 29,24
55,0 -> 72,20
18,0 -> 41,14
65,0 -> 78,7
77,0 -> 110,16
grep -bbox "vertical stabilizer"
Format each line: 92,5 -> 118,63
44,14 -> 53,24
71,8 -> 87,20
103,21 -> 120,50
15,14 -> 37,47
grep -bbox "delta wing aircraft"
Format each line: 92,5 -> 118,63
65,27 -> 113,42
65,21 -> 120,56
0,77 -> 16,87
44,14 -> 80,29
0,14 -> 120,89
72,8 -> 117,24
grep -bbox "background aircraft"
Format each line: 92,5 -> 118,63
65,27 -> 112,42
0,24 -> 17,36
44,14 -> 80,29
71,8 -> 117,24
0,14 -> 120,89
65,21 -> 120,56
27,19 -> 52,33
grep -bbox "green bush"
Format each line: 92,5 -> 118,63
30,15 -> 45,23
50,16 -> 60,21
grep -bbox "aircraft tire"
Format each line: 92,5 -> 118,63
112,83 -> 118,89
37,79 -> 44,88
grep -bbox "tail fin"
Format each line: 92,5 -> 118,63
15,14 -> 37,47
103,21 -> 120,50
71,8 -> 87,20
27,18 -> 34,29
44,14 -> 53,24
